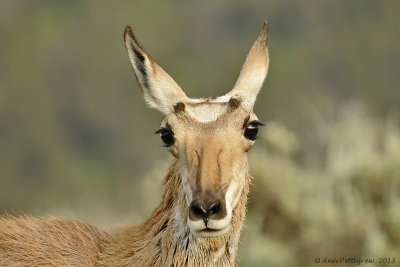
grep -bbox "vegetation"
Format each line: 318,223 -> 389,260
241,102 -> 400,266
1,1 -> 399,266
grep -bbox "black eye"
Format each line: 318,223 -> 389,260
155,127 -> 175,147
244,121 -> 264,141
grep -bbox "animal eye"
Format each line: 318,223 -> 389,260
155,127 -> 175,147
244,121 -> 264,141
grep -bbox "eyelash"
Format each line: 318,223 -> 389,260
244,121 -> 264,141
155,127 -> 175,147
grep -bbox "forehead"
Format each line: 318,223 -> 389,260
162,97 -> 257,131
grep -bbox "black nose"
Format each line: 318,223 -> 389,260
190,200 -> 222,224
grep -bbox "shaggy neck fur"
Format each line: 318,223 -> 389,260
97,160 -> 250,267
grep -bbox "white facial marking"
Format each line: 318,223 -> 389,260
185,104 -> 228,123
225,171 -> 246,210
173,205 -> 189,241
180,168 -> 193,205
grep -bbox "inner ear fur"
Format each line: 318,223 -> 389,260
124,26 -> 188,115
226,20 -> 270,110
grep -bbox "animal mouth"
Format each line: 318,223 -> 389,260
204,227 -> 221,232
187,205 -> 233,238
192,224 -> 231,238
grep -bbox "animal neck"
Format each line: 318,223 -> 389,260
98,160 -> 250,267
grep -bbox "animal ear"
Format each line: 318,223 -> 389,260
226,21 -> 269,110
124,26 -> 188,115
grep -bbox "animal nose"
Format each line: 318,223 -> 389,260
190,200 -> 222,224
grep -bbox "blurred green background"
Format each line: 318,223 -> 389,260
1,1 -> 400,266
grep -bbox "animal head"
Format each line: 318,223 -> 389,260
124,21 -> 269,238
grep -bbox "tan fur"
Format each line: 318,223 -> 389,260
0,21 -> 269,266
0,216 -> 104,266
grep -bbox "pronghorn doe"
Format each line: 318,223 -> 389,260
0,21 -> 270,266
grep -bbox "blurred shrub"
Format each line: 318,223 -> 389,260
239,102 -> 400,267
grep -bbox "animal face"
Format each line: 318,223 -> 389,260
159,99 -> 262,237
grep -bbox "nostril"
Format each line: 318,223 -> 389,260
207,201 -> 221,215
190,201 -> 207,218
